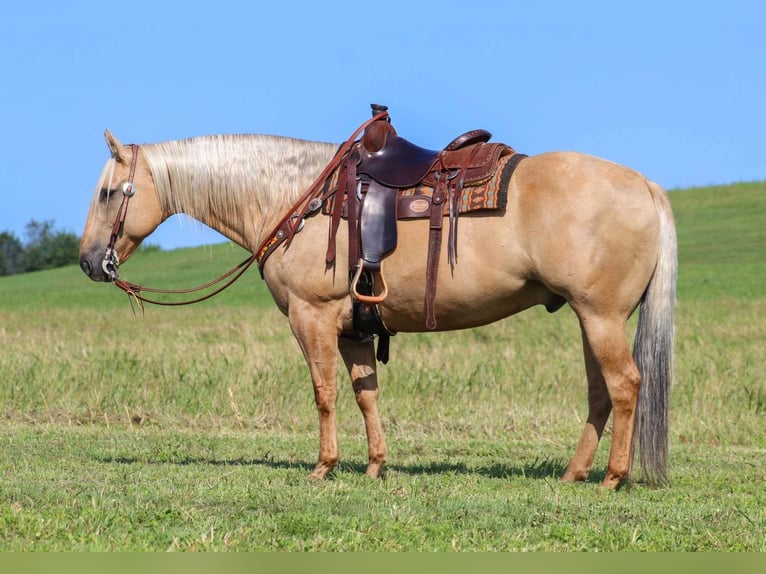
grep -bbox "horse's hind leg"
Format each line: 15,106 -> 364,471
338,338 -> 387,478
562,325 -> 612,482
568,315 -> 641,489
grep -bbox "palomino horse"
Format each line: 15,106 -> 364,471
79,114 -> 676,489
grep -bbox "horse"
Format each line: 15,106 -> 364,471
79,115 -> 677,489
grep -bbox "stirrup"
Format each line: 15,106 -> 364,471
350,259 -> 388,304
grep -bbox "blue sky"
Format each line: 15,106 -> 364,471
1,0 -> 763,249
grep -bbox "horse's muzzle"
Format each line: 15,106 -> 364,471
79,249 -> 112,282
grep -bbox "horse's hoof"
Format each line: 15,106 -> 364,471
560,469 -> 588,483
308,458 -> 339,480
599,475 -> 623,490
365,463 -> 384,478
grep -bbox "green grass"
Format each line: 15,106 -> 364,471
672,180 -> 766,300
671,181 -> 766,265
2,427 -> 763,551
0,242 -> 265,311
0,181 -> 764,551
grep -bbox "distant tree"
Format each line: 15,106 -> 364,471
0,231 -> 24,276
22,219 -> 80,273
139,243 -> 162,254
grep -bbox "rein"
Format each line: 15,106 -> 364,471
105,110 -> 390,309
253,109 -> 390,272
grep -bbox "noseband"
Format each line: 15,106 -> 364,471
102,144 -> 139,281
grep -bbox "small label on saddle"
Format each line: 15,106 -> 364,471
408,198 -> 430,214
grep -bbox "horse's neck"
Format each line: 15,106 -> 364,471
149,136 -> 337,251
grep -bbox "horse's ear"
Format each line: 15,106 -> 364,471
104,129 -> 126,163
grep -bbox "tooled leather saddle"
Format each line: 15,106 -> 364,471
323,105 -> 527,362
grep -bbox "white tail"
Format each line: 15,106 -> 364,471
632,181 -> 678,486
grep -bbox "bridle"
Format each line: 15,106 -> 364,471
101,143 -> 139,281
102,110 -> 389,309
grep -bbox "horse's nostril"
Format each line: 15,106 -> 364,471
80,258 -> 92,276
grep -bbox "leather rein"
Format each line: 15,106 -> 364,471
104,111 -> 390,308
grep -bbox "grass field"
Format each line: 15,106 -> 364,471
0,181 -> 764,551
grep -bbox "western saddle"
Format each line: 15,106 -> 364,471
323,104 -> 526,361
256,104 -> 526,362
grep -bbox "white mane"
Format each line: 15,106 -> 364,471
139,134 -> 337,229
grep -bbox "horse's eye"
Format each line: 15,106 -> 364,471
100,187 -> 114,202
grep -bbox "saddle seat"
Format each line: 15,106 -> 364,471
357,129 -> 494,188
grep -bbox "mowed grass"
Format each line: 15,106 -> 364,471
0,181 -> 765,551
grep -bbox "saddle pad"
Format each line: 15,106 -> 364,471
400,152 -> 519,215
323,152 -> 522,219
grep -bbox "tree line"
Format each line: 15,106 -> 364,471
0,220 -> 80,276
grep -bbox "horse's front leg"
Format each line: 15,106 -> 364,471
288,300 -> 342,479
338,337 -> 387,478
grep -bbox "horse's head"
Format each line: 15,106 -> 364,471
79,130 -> 164,282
